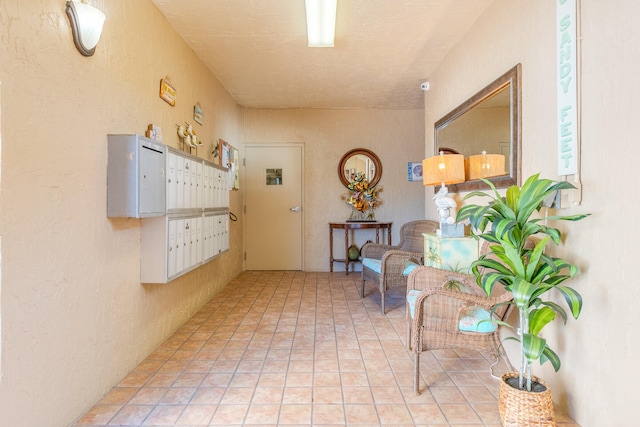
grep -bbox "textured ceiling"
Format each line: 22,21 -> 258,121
150,0 -> 494,109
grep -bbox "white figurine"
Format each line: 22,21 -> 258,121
433,186 -> 457,224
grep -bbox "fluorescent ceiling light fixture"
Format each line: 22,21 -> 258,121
305,0 -> 337,47
66,0 -> 105,56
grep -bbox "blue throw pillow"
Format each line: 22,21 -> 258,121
458,306 -> 498,333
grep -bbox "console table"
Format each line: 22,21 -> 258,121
329,222 -> 392,274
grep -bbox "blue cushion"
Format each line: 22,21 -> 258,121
362,258 -> 381,273
406,289 -> 421,319
403,261 -> 420,276
458,306 -> 498,333
362,258 -> 420,276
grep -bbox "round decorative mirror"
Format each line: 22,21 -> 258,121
338,148 -> 382,188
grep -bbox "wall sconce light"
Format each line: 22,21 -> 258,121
66,0 -> 105,56
305,0 -> 337,47
423,152 -> 465,236
464,151 -> 506,181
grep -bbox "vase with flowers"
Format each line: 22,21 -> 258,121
341,172 -> 383,222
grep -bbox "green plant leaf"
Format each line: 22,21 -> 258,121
477,271 -> 510,295
492,199 -> 517,222
503,336 -> 521,344
529,306 -> 556,335
516,175 -> 551,221
485,318 -> 512,329
524,237 -> 549,281
475,232 -> 501,244
543,255 -> 578,278
556,285 -> 583,319
491,218 -> 516,242
530,254 -> 573,285
473,257 -> 513,275
529,283 -> 554,303
505,183 -> 520,212
548,180 -> 579,193
536,213 -> 591,222
482,177 -> 501,199
462,190 -> 496,201
491,250 -> 521,276
490,300 -> 515,317
521,221 -> 545,242
559,258 -> 579,277
541,345 -> 561,371
539,300 -> 568,324
531,223 -> 562,244
522,333 -> 546,365
511,276 -> 536,311
469,204 -> 493,230
541,274 -> 571,287
502,241 -> 525,278
455,204 -> 478,223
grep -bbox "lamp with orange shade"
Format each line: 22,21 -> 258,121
422,152 -> 465,235
464,151 -> 506,180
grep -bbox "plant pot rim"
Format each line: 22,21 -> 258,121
501,372 -> 551,393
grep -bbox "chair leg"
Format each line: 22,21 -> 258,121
381,288 -> 386,315
413,351 -> 421,395
406,323 -> 411,350
361,277 -> 365,298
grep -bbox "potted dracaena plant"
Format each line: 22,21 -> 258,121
455,174 -> 589,427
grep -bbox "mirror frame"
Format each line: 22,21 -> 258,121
434,63 -> 522,193
338,148 -> 383,188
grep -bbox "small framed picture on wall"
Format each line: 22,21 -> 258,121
408,162 -> 423,182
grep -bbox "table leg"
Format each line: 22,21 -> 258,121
344,228 -> 350,274
388,224 -> 392,245
375,228 -> 380,244
329,226 -> 334,272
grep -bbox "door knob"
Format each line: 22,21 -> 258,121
289,206 -> 301,212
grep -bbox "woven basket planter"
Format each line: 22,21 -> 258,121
499,372 -> 556,427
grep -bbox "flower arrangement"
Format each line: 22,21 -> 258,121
341,172 -> 382,221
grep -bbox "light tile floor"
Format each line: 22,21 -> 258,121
73,271 -> 579,426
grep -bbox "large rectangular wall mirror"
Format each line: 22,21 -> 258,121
434,63 -> 521,192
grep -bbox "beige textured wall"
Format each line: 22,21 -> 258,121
0,1 -> 244,426
243,108 -> 426,271
425,1 -> 640,425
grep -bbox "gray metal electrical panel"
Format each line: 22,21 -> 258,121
107,134 -> 166,218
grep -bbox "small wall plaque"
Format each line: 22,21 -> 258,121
193,103 -> 204,125
159,77 -> 176,106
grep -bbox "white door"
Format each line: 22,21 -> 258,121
245,144 -> 303,270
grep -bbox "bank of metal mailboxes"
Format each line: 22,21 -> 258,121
107,134 -> 166,218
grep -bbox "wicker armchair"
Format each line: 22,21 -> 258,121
360,220 -> 439,314
407,240 -> 515,395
